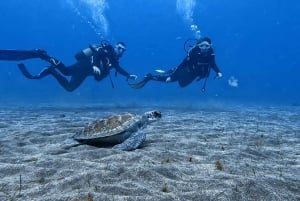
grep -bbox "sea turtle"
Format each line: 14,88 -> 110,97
65,110 -> 162,151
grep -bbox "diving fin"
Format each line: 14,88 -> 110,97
18,63 -> 55,79
0,49 -> 49,61
128,74 -> 153,89
18,63 -> 36,79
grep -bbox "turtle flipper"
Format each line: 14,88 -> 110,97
112,130 -> 146,151
63,138 -> 82,149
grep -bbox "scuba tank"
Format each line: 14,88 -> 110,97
75,44 -> 98,61
74,40 -> 111,61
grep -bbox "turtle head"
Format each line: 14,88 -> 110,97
143,110 -> 162,123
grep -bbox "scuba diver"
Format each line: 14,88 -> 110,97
0,41 -> 137,92
129,37 -> 222,91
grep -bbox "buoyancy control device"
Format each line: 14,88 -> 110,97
74,40 -> 111,61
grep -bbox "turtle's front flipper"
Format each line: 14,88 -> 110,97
112,130 -> 146,151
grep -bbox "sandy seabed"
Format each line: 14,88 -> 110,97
0,104 -> 299,201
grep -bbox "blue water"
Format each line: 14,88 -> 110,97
0,0 -> 299,106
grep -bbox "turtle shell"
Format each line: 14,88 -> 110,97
73,113 -> 140,145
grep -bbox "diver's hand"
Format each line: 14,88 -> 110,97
215,72 -> 223,79
166,77 -> 172,82
128,74 -> 138,80
155,69 -> 166,74
92,66 -> 101,75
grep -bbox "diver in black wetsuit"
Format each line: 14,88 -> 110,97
18,41 -> 137,92
129,37 -> 222,90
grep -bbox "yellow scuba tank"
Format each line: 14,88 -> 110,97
75,44 -> 98,61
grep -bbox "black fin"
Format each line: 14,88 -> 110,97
0,49 -> 48,61
18,63 -> 55,79
17,63 -> 36,79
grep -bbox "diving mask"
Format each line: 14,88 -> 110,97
198,41 -> 211,52
116,43 -> 126,52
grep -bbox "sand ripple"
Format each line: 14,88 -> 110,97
0,105 -> 299,200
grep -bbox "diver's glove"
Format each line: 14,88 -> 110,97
215,72 -> 223,79
93,66 -> 101,75
128,74 -> 138,80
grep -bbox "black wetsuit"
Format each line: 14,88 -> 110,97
151,45 -> 221,87
19,44 -> 131,92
